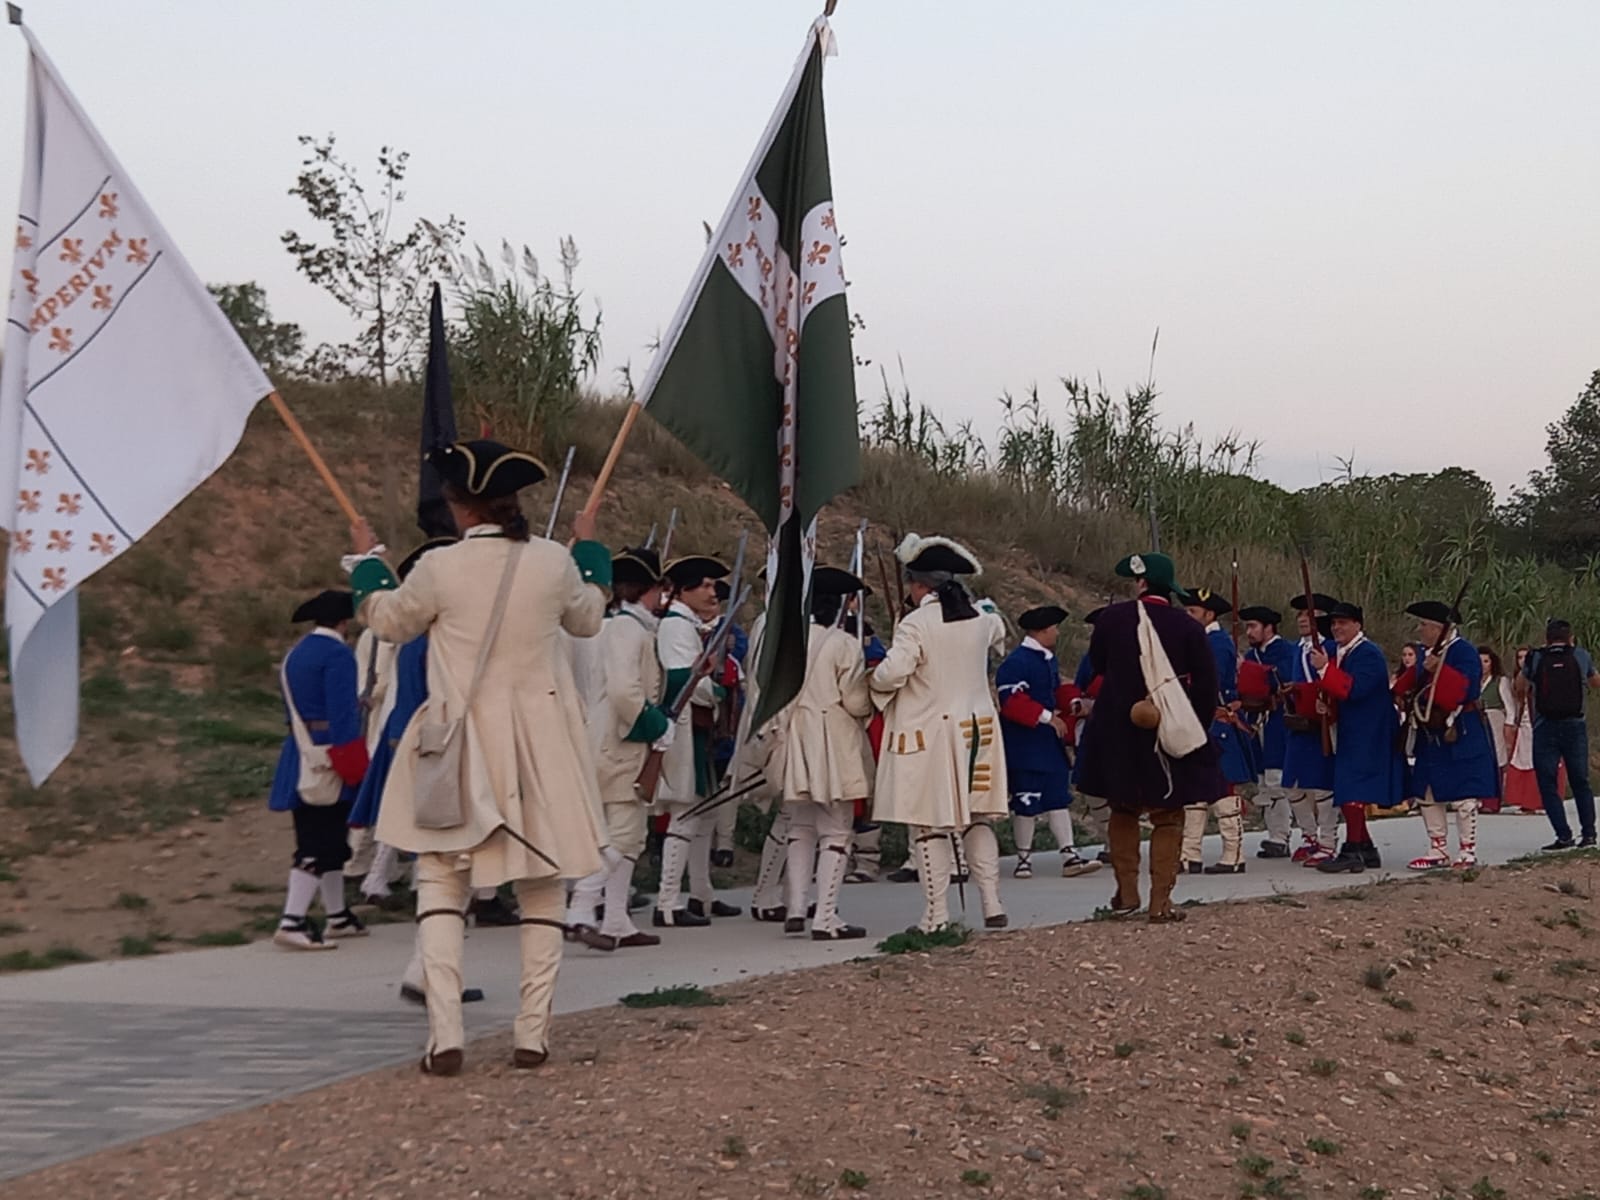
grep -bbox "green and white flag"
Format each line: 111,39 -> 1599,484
638,16 -> 860,730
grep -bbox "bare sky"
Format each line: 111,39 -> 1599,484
4,1 -> 1596,497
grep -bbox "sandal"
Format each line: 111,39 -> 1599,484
1147,908 -> 1188,925
420,1047 -> 464,1076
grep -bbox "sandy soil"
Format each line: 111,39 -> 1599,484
14,857 -> 1600,1199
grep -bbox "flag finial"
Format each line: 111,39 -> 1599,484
824,0 -> 837,14
7,5 -> 24,26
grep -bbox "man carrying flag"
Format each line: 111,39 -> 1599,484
2,9 -> 271,784
581,13 -> 860,732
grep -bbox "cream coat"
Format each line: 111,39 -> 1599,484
365,530 -> 607,887
729,611 -> 787,794
871,594 -> 1009,826
354,628 -> 399,755
782,622 -> 874,803
655,602 -> 717,806
589,604 -> 664,818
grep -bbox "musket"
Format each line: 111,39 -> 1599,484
1300,552 -> 1333,757
1229,549 -> 1242,654
876,546 -> 901,634
1418,576 -> 1473,725
543,445 -> 576,539
680,769 -> 772,821
849,519 -> 868,652
634,532 -> 750,802
659,507 -> 680,562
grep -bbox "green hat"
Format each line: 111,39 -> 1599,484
1114,551 -> 1179,597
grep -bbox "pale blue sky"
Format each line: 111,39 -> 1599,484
4,1 -> 1597,496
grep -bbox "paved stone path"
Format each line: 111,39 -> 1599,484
0,812 -> 1568,1180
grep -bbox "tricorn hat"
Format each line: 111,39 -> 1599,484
664,554 -> 729,590
1183,587 -> 1232,618
895,532 -> 981,576
1018,604 -> 1069,632
1289,593 -> 1339,615
1084,605 -> 1106,626
426,439 -> 547,500
1405,600 -> 1457,625
1238,605 -> 1282,626
1114,551 -> 1179,597
812,566 -> 869,597
293,589 -> 354,627
397,537 -> 456,581
1327,601 -> 1365,624
612,546 -> 663,588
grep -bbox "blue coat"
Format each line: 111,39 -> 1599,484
1282,637 -> 1336,791
1407,637 -> 1501,802
269,631 -> 364,813
996,641 -> 1072,814
349,634 -> 428,827
1207,626 -> 1261,786
1245,636 -> 1296,771
1323,637 -> 1403,809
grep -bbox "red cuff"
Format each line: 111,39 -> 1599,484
717,657 -> 740,688
1430,663 -> 1469,710
328,739 -> 369,787
1320,663 -> 1354,702
1391,665 -> 1420,698
1086,675 -> 1104,699
1000,693 -> 1048,728
1054,682 -> 1081,712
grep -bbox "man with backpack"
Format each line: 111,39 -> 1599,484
1519,619 -> 1600,849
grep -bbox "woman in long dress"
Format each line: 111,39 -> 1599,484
1504,645 -> 1563,813
349,439 -> 613,1076
1477,645 -> 1513,812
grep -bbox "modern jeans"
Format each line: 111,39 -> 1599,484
1532,717 -> 1597,841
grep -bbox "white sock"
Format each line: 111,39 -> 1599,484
1047,808 -> 1076,851
282,868 -> 319,924
1012,814 -> 1036,857
319,871 -> 345,915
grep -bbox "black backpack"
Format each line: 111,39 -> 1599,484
1534,645 -> 1585,721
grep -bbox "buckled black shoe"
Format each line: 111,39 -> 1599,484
784,916 -> 806,934
885,867 -> 919,883
1202,863 -> 1245,875
751,905 -> 788,922
1314,842 -> 1367,874
652,907 -> 711,928
1256,841 -> 1290,859
1357,840 -> 1382,869
711,848 -> 735,869
812,924 -> 867,940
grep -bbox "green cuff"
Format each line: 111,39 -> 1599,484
351,558 -> 399,611
625,704 -> 670,744
571,539 -> 611,588
662,666 -> 692,710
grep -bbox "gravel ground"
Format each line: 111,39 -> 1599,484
15,856 -> 1600,1200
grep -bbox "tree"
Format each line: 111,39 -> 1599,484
1504,369 -> 1600,563
281,135 -> 463,385
206,282 -> 304,374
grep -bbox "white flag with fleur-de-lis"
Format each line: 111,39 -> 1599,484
2,17 -> 269,785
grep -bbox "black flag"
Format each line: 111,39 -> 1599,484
417,282 -> 458,538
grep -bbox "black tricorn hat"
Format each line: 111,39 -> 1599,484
397,537 -> 456,581
896,533 -> 981,576
1327,601 -> 1365,624
1084,605 -> 1106,626
427,439 -> 547,499
813,566 -> 869,597
1018,603 -> 1069,632
1239,605 -> 1282,626
612,546 -> 663,588
1290,593 -> 1340,614
664,555 -> 729,590
1405,600 -> 1457,624
293,589 -> 354,626
1184,587 -> 1232,618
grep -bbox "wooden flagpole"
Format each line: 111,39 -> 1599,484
267,391 -> 363,526
578,401 -> 641,521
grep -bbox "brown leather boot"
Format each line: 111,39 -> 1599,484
1146,810 -> 1185,918
1107,809 -> 1143,912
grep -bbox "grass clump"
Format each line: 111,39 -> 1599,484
1361,963 -> 1390,991
1217,1032 -> 1240,1049
1285,1029 -> 1306,1046
1123,1186 -> 1166,1200
1308,1058 -> 1338,1077
0,919 -> 23,937
118,934 -> 158,957
960,1169 -> 991,1187
1383,1029 -> 1417,1045
1468,1178 -> 1506,1200
0,943 -> 94,971
620,983 -> 724,1009
1022,1081 -> 1078,1119
114,891 -> 150,910
877,924 -> 971,954
1229,1121 -> 1251,1141
188,928 -> 250,947
1306,1136 -> 1340,1155
1382,994 -> 1416,1012
1114,1041 -> 1136,1058
721,1135 -> 746,1160
1238,1153 -> 1273,1178
839,1168 -> 869,1190
1491,967 -> 1513,983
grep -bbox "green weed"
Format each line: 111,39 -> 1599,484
619,984 -> 724,1009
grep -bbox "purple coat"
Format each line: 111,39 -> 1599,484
1077,597 -> 1225,812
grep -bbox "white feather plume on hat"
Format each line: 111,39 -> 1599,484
894,532 -> 983,576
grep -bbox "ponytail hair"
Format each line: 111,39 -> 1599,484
812,591 -> 844,628
908,569 -> 977,623
441,483 -> 531,542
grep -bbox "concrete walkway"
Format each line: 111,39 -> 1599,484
0,812 -> 1568,1180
